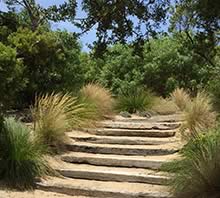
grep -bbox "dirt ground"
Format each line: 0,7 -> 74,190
0,190 -> 89,198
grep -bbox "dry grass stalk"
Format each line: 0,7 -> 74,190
181,91 -> 217,139
151,97 -> 178,115
80,83 -> 114,119
171,88 -> 191,111
31,92 -> 89,147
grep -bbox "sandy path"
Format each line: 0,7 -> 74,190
0,189 -> 89,198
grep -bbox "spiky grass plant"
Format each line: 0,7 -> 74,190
181,92 -> 216,139
170,88 -> 191,111
31,92 -> 94,148
151,97 -> 178,115
116,87 -> 155,114
0,117 -> 51,189
162,128 -> 220,198
80,83 -> 114,119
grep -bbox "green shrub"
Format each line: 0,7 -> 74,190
162,128 -> 220,198
208,77 -> 220,112
0,42 -> 26,109
116,87 -> 155,114
0,117 -> 51,189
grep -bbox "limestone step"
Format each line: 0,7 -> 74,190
61,152 -> 179,169
81,128 -> 176,137
65,141 -> 179,156
67,132 -> 178,145
53,161 -> 169,185
100,121 -> 180,130
113,114 -> 183,123
37,177 -> 172,198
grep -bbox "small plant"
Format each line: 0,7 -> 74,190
0,117 -> 51,189
116,87 -> 154,114
162,128 -> 220,198
80,83 -> 114,119
181,91 -> 216,139
151,97 -> 178,115
31,92 -> 90,148
170,88 -> 191,111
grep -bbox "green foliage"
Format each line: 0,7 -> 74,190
7,27 -> 82,106
99,44 -> 144,94
162,128 -> 220,198
4,0 -> 77,31
0,117 -> 51,189
143,35 -> 209,96
208,76 -> 220,112
116,87 -> 154,114
0,42 -> 26,108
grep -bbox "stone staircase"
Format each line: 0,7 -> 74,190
37,114 -> 183,198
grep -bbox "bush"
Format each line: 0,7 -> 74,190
171,88 -> 191,111
163,128 -> 220,198
181,92 -> 216,139
0,42 -> 26,109
80,83 -> 114,119
208,76 -> 220,112
151,97 -> 178,115
31,92 -> 96,149
116,87 -> 155,114
0,117 -> 51,189
8,28 -> 83,106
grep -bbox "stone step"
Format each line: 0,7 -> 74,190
100,121 -> 180,130
65,141 -> 179,156
113,114 -> 183,123
37,177 -> 172,198
67,132 -> 178,145
53,161 -> 169,185
82,128 -> 176,137
61,152 -> 179,169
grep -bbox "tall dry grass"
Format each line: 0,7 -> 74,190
80,83 -> 114,119
31,92 -> 95,148
181,92 -> 217,139
151,97 -> 178,115
171,88 -> 191,111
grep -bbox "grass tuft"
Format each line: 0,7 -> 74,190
162,128 -> 220,198
115,87 -> 155,114
181,91 -> 216,139
80,83 -> 114,119
31,92 -> 94,148
151,97 -> 178,115
0,117 -> 51,189
170,88 -> 191,111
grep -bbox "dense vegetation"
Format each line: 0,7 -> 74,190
0,0 -> 219,192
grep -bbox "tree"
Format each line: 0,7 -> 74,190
0,42 -> 26,108
7,27 -> 83,106
2,0 -> 77,31
170,0 -> 220,67
79,0 -> 170,57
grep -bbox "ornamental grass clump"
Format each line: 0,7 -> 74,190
162,128 -> 220,198
181,92 -> 216,139
116,87 -> 155,114
80,83 -> 114,119
31,92 -> 95,148
171,88 -> 191,111
0,117 -> 51,189
151,97 -> 178,115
